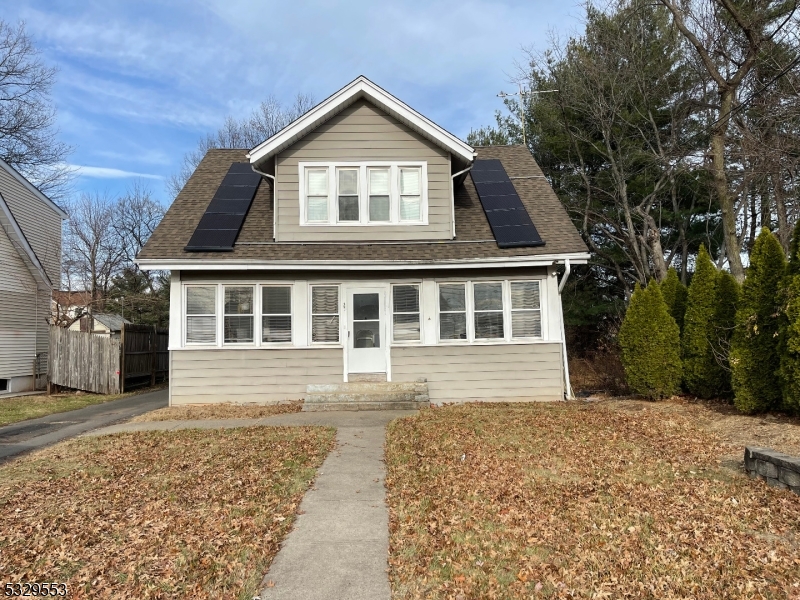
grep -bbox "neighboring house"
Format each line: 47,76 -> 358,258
137,76 -> 589,406
0,159 -> 68,394
52,290 -> 92,327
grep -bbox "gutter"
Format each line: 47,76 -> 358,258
251,158 -> 277,241
556,258 -> 573,400
450,164 -> 473,239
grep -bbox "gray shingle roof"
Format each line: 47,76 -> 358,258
138,145 -> 587,263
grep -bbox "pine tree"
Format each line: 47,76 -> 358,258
618,280 -> 682,399
779,220 -> 800,413
660,267 -> 688,333
731,228 -> 787,413
708,270 -> 740,399
682,245 -> 723,397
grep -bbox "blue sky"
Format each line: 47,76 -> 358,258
5,0 -> 584,205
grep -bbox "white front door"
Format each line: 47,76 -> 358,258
346,287 -> 387,374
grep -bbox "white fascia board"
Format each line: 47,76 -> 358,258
137,252 -> 591,272
0,191 -> 52,288
247,76 -> 476,166
0,158 -> 68,220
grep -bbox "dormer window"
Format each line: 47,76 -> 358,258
299,161 -> 427,226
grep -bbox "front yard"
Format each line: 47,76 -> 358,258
386,401 -> 800,599
0,425 -> 334,599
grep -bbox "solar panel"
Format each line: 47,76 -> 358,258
470,159 -> 545,249
185,162 -> 261,252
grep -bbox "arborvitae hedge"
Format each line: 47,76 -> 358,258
780,220 -> 800,413
618,280 -> 682,399
709,270 -> 740,399
731,228 -> 786,413
682,245 -> 723,398
660,267 -> 688,333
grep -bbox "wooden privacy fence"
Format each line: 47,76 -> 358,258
49,327 -> 121,394
49,324 -> 169,394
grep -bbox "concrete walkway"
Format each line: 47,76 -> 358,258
0,388 -> 168,462
89,410 -> 417,600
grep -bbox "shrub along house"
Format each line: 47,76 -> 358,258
137,77 -> 589,408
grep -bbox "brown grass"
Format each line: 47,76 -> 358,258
129,401 -> 303,423
386,402 -> 800,599
0,426 -> 335,599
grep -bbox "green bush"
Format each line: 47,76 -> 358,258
682,245 -> 725,398
660,267 -> 688,333
708,270 -> 740,399
731,228 -> 786,413
618,280 -> 682,399
780,220 -> 800,413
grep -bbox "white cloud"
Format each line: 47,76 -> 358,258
69,165 -> 163,180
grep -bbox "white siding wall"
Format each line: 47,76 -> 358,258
392,343 -> 564,403
170,348 -> 343,404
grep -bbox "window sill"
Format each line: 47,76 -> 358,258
299,221 -> 429,227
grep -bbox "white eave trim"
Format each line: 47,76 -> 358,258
247,76 -> 476,166
0,191 -> 52,288
136,252 -> 591,272
0,158 -> 68,220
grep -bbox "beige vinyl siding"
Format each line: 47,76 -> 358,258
392,343 -> 564,403
275,100 -> 452,241
170,347 -> 343,404
0,166 -> 62,284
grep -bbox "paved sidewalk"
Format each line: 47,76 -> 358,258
88,409 -> 416,600
0,388 -> 168,462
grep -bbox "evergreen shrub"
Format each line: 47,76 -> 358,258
780,220 -> 800,413
660,267 -> 688,333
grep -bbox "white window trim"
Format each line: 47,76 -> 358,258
390,283 -> 422,344
298,161 -> 428,226
509,280 -> 544,341
222,285 -> 256,346
472,280 -> 506,341
184,284 -> 218,347
437,282 -> 469,343
260,284 -> 293,346
308,284 -> 342,346
436,279 -> 546,344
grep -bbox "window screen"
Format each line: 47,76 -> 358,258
393,285 -> 420,341
224,286 -> 254,344
186,286 -> 216,344
511,281 -> 542,338
439,283 -> 467,340
306,169 -> 329,222
338,168 -> 359,222
473,282 -> 504,339
399,168 -> 421,221
262,286 -> 292,343
368,168 -> 390,222
311,286 -> 339,343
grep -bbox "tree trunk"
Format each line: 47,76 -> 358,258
711,89 -> 744,282
774,170 -> 789,253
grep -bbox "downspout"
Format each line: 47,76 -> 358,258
251,156 -> 276,241
450,164 -> 473,238
557,259 -> 573,400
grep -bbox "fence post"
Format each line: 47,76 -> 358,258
120,325 -> 126,394
150,325 -> 157,387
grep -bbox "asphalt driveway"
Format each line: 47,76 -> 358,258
0,388 -> 168,462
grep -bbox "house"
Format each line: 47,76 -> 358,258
52,289 -> 91,327
0,159 -> 68,394
137,77 -> 589,406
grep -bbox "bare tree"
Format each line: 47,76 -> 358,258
0,20 -> 72,200
167,93 -> 315,197
658,0 -> 799,281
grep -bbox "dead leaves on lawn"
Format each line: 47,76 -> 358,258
0,426 -> 334,599
385,402 -> 800,599
130,401 -> 303,423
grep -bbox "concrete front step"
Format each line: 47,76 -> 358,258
303,380 -> 429,412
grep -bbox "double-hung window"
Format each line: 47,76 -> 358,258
186,286 -> 216,344
262,286 -> 292,343
311,285 -> 340,343
392,284 -> 420,342
473,282 -> 504,339
438,284 -> 467,340
224,286 -> 254,344
300,162 -> 426,225
510,281 -> 542,338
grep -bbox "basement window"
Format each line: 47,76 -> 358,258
0,379 -> 8,392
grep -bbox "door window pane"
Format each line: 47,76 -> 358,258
338,168 -> 359,222
306,169 -> 329,222
186,286 -> 216,344
353,293 -> 380,348
399,168 -> 421,221
369,168 -> 390,222
224,286 -> 254,343
511,281 -> 542,338
439,284 -> 467,340
311,286 -> 339,343
473,282 -> 504,339
354,293 -> 379,320
392,285 -> 420,342
262,286 -> 292,343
